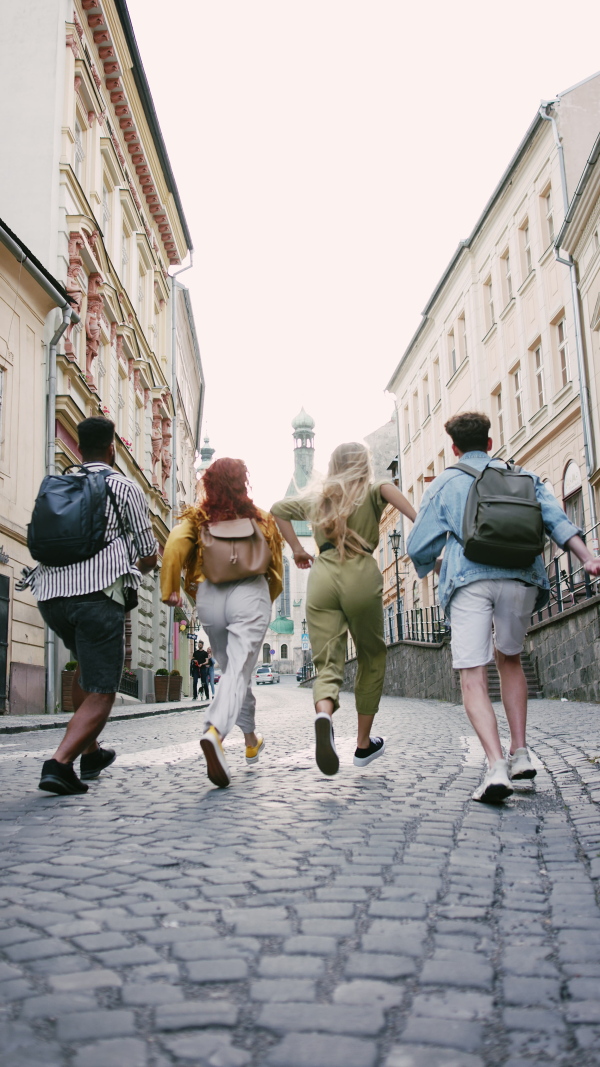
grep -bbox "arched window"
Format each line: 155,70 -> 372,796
412,580 -> 420,610
281,643 -> 288,660
277,557 -> 291,617
262,643 -> 271,664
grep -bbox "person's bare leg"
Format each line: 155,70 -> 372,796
52,674 -> 115,764
495,650 -> 528,753
357,713 -> 375,748
459,665 -> 503,764
315,698 -> 335,718
244,731 -> 258,747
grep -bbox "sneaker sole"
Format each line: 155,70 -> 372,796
315,716 -> 339,776
200,735 -> 231,788
510,768 -> 537,780
80,752 -> 117,781
353,741 -> 386,767
246,740 -> 265,765
474,782 -> 513,804
39,776 -> 88,796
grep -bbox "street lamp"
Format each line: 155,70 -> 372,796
388,530 -> 403,641
301,617 -> 308,680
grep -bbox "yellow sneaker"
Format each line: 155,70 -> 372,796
245,735 -> 265,765
200,726 -> 231,788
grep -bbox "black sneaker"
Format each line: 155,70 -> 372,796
39,759 -> 89,795
353,736 -> 385,767
80,746 -> 116,781
314,713 -> 339,776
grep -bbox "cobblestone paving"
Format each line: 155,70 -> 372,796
1,679 -> 599,1067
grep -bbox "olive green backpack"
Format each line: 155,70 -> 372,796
453,461 -> 545,568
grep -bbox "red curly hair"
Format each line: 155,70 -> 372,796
198,458 -> 259,523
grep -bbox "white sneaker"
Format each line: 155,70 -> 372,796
507,747 -> 537,780
472,758 -> 513,803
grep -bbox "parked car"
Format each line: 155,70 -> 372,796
254,665 -> 280,685
296,669 -> 303,681
213,667 -> 222,684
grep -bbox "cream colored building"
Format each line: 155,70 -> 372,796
0,1 -> 203,708
386,73 -> 600,614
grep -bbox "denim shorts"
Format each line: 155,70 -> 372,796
39,592 -> 125,694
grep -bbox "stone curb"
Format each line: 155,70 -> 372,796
0,700 -> 209,735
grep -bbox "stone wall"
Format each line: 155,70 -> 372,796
341,639 -> 462,704
525,594 -> 600,703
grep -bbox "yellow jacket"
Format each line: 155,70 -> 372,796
160,507 -> 283,603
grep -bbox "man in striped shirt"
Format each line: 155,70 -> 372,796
28,417 -> 158,795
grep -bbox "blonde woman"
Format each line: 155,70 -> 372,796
271,443 -> 416,776
161,458 -> 283,788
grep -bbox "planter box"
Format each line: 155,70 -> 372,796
61,671 -> 76,713
168,676 -> 182,701
154,675 -> 169,702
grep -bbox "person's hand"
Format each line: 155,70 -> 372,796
583,558 -> 600,577
166,592 -> 182,607
293,549 -> 314,569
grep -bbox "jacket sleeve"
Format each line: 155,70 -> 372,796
270,498 -> 308,522
160,518 -> 198,602
533,475 -> 582,548
406,491 -> 449,578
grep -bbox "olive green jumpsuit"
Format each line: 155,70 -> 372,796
271,481 -> 389,716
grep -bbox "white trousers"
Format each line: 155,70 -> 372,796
196,575 -> 271,738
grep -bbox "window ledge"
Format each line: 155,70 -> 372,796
412,429 -> 421,444
552,381 -> 574,408
402,441 -> 411,454
539,243 -> 556,267
499,297 -> 516,321
509,426 -> 527,449
529,404 -> 548,429
422,414 -> 432,429
482,323 -> 497,344
517,269 -> 536,296
445,357 -> 469,388
432,399 -> 442,414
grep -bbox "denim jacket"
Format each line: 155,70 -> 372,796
406,451 -> 581,613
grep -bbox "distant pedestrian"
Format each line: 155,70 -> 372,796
206,648 -> 216,698
191,643 -> 208,700
271,442 -> 416,776
407,411 -> 600,803
161,458 -> 283,788
24,417 -> 157,795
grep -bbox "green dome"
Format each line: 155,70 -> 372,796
292,407 -> 315,432
269,616 -> 294,634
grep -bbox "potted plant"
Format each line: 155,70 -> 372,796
154,667 -> 169,702
168,669 -> 182,701
61,661 -> 78,712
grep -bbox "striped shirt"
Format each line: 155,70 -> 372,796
26,463 -> 158,602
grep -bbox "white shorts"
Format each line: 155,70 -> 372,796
448,579 -> 538,670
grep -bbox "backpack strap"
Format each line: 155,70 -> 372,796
103,477 -> 137,567
450,462 -> 481,478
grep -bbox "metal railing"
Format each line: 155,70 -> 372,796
346,604 -> 448,661
118,671 -> 139,699
534,522 -> 600,623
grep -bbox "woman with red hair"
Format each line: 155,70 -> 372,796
161,458 -> 283,788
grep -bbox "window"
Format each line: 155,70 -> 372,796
379,539 -> 384,569
138,269 -> 145,325
544,187 -> 554,245
448,330 -> 456,376
403,404 -> 410,443
432,357 -> 441,405
534,344 -> 545,409
459,313 -> 468,360
0,368 -> 4,448
277,557 -> 290,617
262,643 -> 271,664
502,250 -> 513,302
484,277 -> 494,331
423,374 -> 430,418
102,184 -> 111,235
74,120 -> 85,181
557,319 -> 569,386
412,580 -> 420,611
121,228 -> 129,282
496,389 -> 505,447
513,365 -> 524,430
521,220 -> 532,276
281,644 -> 288,660
412,391 -> 419,434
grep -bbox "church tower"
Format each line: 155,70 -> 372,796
286,408 -> 315,496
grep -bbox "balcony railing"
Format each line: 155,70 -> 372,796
118,671 -> 139,699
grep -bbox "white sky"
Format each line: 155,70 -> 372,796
127,0 -> 600,506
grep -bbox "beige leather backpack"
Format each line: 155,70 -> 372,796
200,518 -> 272,584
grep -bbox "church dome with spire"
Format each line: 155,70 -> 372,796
292,407 -> 315,432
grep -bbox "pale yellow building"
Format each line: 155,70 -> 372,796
386,73 -> 600,613
0,1 -> 203,708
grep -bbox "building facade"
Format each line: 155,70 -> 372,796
267,410 -> 317,673
0,1 -> 203,708
386,73 -> 600,616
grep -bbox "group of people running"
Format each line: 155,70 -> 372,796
30,412 -> 600,803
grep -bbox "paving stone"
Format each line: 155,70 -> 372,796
284,935 -> 338,955
258,955 -> 325,978
333,979 -> 404,1007
121,982 -> 184,1005
258,1002 -> 385,1035
73,1038 -> 148,1067
160,1031 -> 251,1065
5,937 -> 75,962
345,952 -> 417,978
503,976 -> 560,1005
49,969 -> 123,992
57,1009 -> 136,1041
92,945 -> 161,966
155,1000 -> 238,1029
185,958 -> 248,981
0,1021 -> 63,1067
385,1046 -> 484,1067
251,978 -> 315,1001
401,1017 -> 482,1052
21,993 -> 97,1017
267,1032 -> 377,1067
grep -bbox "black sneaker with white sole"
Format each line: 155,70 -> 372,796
353,736 -> 385,767
39,759 -> 89,795
80,745 -> 116,781
314,713 -> 339,776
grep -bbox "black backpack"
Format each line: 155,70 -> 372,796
453,461 -> 545,568
27,465 -> 112,567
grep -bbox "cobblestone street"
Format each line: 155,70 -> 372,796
1,679 -> 600,1067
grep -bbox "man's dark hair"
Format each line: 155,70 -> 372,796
445,412 -> 491,453
78,417 -> 115,459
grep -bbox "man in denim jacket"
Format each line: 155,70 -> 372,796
407,412 -> 600,803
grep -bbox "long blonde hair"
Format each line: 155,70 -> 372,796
304,442 -> 373,560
